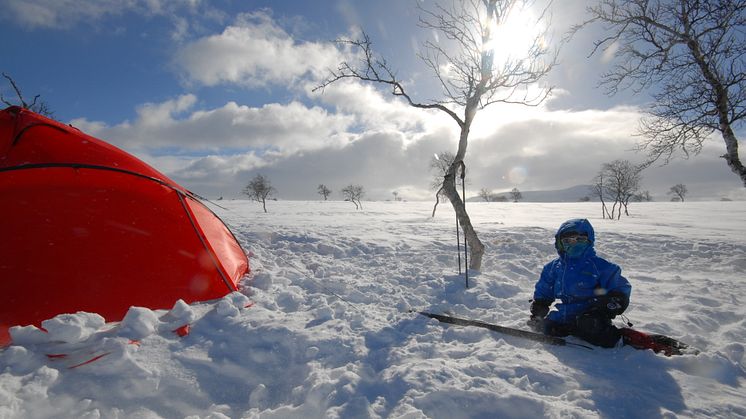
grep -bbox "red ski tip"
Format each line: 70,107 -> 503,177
173,324 -> 191,337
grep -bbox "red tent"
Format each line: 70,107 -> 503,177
0,106 -> 249,345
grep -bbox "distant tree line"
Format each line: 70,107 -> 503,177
245,172 -> 691,215
243,177 -> 369,212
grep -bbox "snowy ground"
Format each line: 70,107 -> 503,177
2,201 -> 745,418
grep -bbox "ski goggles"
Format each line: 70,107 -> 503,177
559,233 -> 589,245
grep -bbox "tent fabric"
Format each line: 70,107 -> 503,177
0,106 -> 249,346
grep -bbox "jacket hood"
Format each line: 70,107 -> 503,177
554,218 -> 595,255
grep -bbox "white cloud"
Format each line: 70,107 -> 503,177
135,94 -> 198,128
466,106 -> 645,189
170,17 -> 190,42
310,80 -> 453,139
71,96 -> 356,155
175,11 -> 344,87
179,128 -> 452,201
1,0 -> 203,29
2,0 -> 224,43
70,92 -> 741,201
3,0 -> 133,29
601,41 -> 620,64
55,6 -> 743,201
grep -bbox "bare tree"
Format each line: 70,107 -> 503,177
1,72 -> 54,117
596,159 -> 644,219
392,191 -> 402,201
317,184 -> 332,201
509,187 -> 523,202
592,172 -> 613,219
243,174 -> 276,213
429,152 -> 458,192
633,190 -> 653,202
341,184 -> 365,210
668,183 -> 688,202
478,188 -> 492,202
316,0 -> 556,270
429,151 -> 464,216
576,1 -> 746,187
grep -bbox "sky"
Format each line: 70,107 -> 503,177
1,0 -> 744,201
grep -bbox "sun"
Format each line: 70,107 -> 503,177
485,2 -> 546,66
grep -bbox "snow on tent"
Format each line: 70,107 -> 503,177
0,106 -> 249,346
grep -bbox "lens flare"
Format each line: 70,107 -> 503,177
508,166 -> 528,184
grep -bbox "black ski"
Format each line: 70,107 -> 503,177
416,311 -> 594,350
417,311 -> 698,356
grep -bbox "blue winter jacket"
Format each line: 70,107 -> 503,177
533,218 -> 632,324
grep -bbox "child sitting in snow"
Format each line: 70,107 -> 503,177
528,218 -> 631,348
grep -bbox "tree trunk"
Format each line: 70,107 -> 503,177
719,119 -> 746,187
599,192 -> 606,219
684,34 -> 746,187
442,173 -> 484,271
431,187 -> 443,218
442,118 -> 484,271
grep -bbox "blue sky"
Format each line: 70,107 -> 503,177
1,0 -> 743,201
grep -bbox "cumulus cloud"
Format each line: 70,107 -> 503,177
311,80 -> 451,137
2,0 -> 133,29
49,5 -> 743,201
2,0 -> 210,30
69,90 -> 740,201
71,96 -> 356,155
175,128 -> 455,201
467,106 -> 645,191
175,11 -> 344,87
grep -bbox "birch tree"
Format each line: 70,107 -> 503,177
577,0 -> 746,187
509,187 -> 523,202
429,151 -> 464,217
315,0 -> 556,270
595,159 -> 643,219
317,184 -> 332,201
668,183 -> 688,202
243,174 -> 276,213
341,184 -> 365,210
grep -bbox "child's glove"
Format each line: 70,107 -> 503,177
529,299 -> 552,319
587,293 -> 628,318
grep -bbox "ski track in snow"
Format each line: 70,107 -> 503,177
1,201 -> 745,418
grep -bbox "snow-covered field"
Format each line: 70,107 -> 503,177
2,201 -> 745,418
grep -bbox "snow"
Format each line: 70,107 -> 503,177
2,200 -> 745,418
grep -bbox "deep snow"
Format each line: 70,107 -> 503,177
1,201 -> 745,418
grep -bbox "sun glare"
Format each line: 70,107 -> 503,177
485,3 -> 545,66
